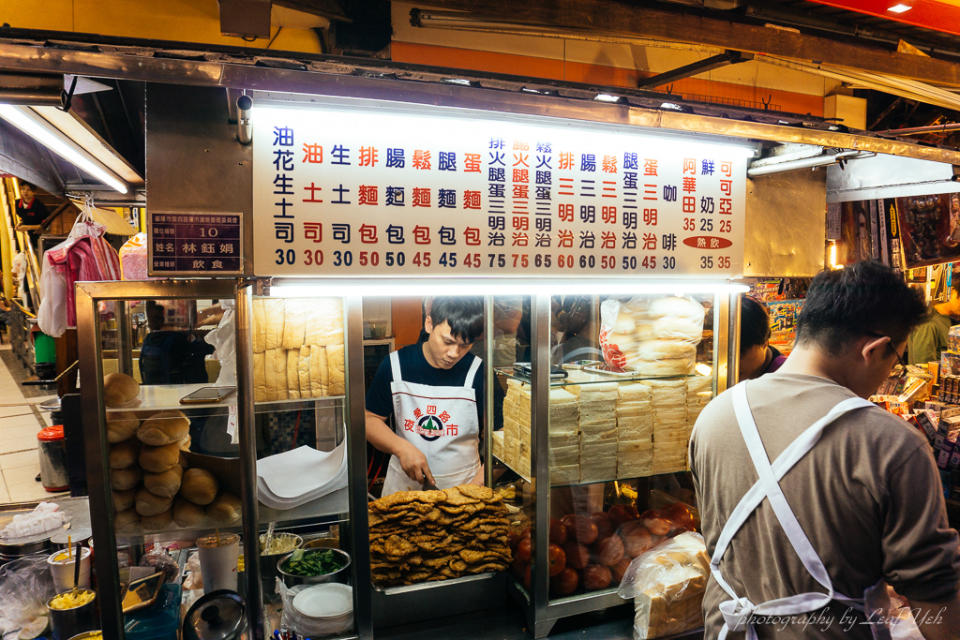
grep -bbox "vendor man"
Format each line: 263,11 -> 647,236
907,276 -> 960,364
366,297 -> 485,495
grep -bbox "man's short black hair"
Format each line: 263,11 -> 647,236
796,261 -> 926,354
740,296 -> 771,355
428,296 -> 484,344
20,181 -> 35,191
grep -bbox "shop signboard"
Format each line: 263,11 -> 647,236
148,211 -> 242,276
252,103 -> 748,277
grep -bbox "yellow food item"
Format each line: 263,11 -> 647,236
49,589 -> 95,609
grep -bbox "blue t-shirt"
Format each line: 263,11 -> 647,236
365,343 -> 484,421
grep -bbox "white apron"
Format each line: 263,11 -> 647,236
380,351 -> 482,496
712,382 -> 905,640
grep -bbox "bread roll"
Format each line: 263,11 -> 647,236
282,299 -> 307,350
207,492 -> 242,526
298,346 -> 311,398
109,440 -> 139,469
253,351 -> 266,402
326,344 -> 345,396
112,489 -> 136,512
106,411 -> 140,443
111,466 -> 141,491
634,340 -> 697,361
647,296 -> 704,321
264,299 -> 285,350
139,441 -> 182,473
141,509 -> 173,531
265,348 -> 287,401
173,497 -> 206,528
135,488 -> 173,517
309,345 -> 328,396
252,298 -> 267,354
114,508 -> 140,533
180,468 -> 219,506
287,349 -> 301,399
137,410 -> 190,446
143,464 -> 184,499
103,372 -> 139,407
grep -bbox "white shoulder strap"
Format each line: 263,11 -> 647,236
464,356 -> 482,388
711,383 -> 873,635
389,350 -> 403,383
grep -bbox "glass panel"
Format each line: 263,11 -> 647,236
491,295 -> 535,594
248,294 -> 351,624
98,296 -> 245,636
541,293 -> 712,602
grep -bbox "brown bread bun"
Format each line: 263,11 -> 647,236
180,468 -> 219,506
106,411 -> 140,443
207,492 -> 241,526
137,410 -> 190,446
142,465 -> 184,499
104,372 -> 139,407
135,488 -> 173,517
109,440 -> 139,469
110,466 -> 141,491
139,441 -> 181,473
173,497 -> 206,528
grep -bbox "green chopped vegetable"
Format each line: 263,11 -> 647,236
281,549 -> 347,576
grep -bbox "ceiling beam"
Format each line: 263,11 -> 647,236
410,0 -> 960,87
637,49 -> 752,89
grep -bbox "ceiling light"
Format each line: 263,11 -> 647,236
0,104 -> 128,193
887,3 -> 912,13
594,93 -> 622,103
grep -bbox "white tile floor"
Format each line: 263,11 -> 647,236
0,344 -> 65,504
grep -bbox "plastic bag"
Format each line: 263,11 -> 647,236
864,583 -> 925,640
119,232 -> 152,281
0,553 -> 57,635
599,296 -> 705,373
618,531 -> 709,640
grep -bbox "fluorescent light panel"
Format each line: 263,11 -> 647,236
887,3 -> 912,13
0,104 -> 128,194
269,278 -> 749,298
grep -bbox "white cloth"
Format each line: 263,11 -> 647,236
381,351 -> 482,495
712,382 -> 900,640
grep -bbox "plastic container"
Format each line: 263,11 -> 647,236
47,589 -> 97,640
124,583 -> 181,640
38,425 -> 69,492
47,547 -> 91,592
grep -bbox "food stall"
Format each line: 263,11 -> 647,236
52,49 -> 960,638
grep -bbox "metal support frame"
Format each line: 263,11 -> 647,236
530,292 -> 553,637
344,295 -> 373,640
77,279 -> 237,640
637,50 -> 752,89
236,282 -> 264,638
484,296 -> 495,487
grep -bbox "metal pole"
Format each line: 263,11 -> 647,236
531,293 -> 551,632
484,295 -> 494,487
344,295 -> 373,639
236,282 -> 264,638
76,284 -> 123,638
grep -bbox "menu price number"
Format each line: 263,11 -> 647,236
684,218 -> 729,233
700,255 -> 732,270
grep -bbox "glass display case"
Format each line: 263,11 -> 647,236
77,280 -> 369,639
79,278 -> 737,639
487,288 -> 735,638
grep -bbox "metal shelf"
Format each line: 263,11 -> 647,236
258,486 -> 350,527
105,384 -> 345,414
495,367 -> 696,388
